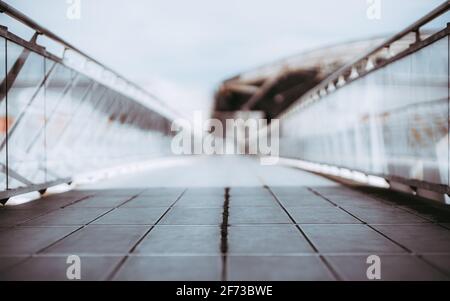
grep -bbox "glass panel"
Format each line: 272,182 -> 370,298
5,42 -> 46,189
45,63 -> 76,180
74,88 -> 115,173
0,33 -> 175,195
280,36 -> 449,187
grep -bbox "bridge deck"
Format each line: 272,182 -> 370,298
1,157 -> 450,280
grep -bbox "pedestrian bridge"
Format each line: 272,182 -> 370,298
0,1 -> 449,281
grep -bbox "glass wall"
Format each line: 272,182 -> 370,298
280,36 -> 449,188
0,33 -> 175,195
5,42 -> 46,188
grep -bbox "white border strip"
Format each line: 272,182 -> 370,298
270,156 -> 390,188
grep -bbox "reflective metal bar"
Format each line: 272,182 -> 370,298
0,32 -> 39,102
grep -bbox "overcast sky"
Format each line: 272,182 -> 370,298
1,0 -> 444,116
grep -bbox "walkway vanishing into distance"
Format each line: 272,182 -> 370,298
1,156 -> 450,281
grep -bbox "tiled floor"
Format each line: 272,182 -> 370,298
0,157 -> 449,281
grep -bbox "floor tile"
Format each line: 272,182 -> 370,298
270,187 -> 313,196
43,225 -> 149,255
421,255 -> 450,275
398,205 -> 450,223
140,187 -> 185,197
75,189 -> 143,197
134,226 -> 220,254
286,207 -> 361,224
325,196 -> 390,207
4,197 -> 80,211
114,256 -> 221,280
0,255 -> 123,281
183,188 -> 224,197
121,195 -> 177,208
311,186 -> 365,197
0,210 -> 50,226
228,256 -> 334,281
68,196 -> 132,208
0,256 -> 29,272
276,195 -> 334,207
0,227 -> 79,255
301,224 -> 406,253
93,207 -> 167,225
373,224 -> 450,253
228,225 -> 314,254
229,188 -> 271,197
326,255 -> 449,281
23,208 -> 110,226
341,206 -> 429,224
175,196 -> 224,208
229,207 -> 291,224
53,191 -> 96,198
229,197 -> 278,207
160,208 -> 223,225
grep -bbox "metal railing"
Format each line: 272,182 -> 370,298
0,0 -> 166,110
283,1 -> 450,115
0,1 -> 178,203
276,2 -> 450,200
